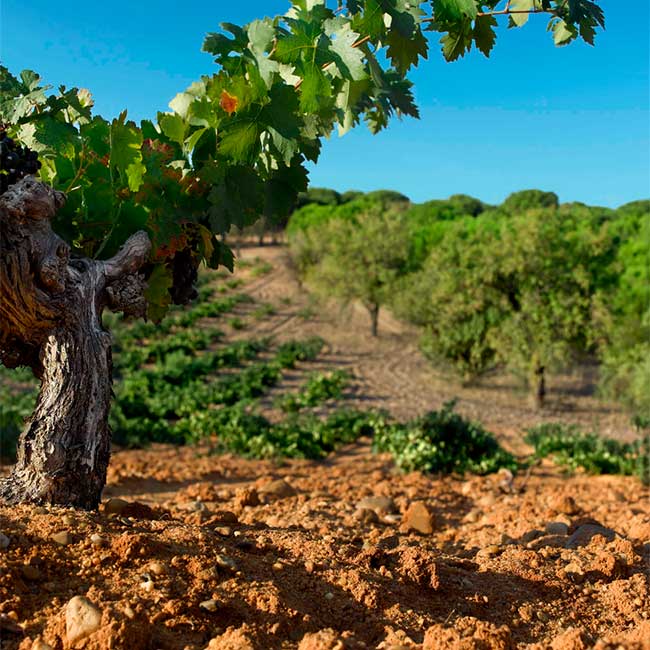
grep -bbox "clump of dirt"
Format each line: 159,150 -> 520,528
1,444 -> 648,649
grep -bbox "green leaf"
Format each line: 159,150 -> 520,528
247,18 -> 279,85
208,239 -> 235,272
350,0 -> 385,41
158,113 -> 187,145
336,78 -> 370,135
325,20 -> 367,81
440,18 -> 473,61
169,92 -> 194,118
551,18 -> 578,46
432,0 -> 478,21
110,112 -> 145,192
80,117 -> 110,158
473,14 -> 497,57
506,0 -> 535,27
145,264 -> 173,323
206,164 -> 264,233
300,65 -> 332,113
386,26 -> 428,73
218,118 -> 261,163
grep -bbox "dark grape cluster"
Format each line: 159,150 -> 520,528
169,249 -> 199,305
0,125 -> 41,195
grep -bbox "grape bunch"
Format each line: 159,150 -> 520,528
0,125 -> 41,195
169,249 -> 199,305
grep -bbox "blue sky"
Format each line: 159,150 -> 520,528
1,1 -> 648,207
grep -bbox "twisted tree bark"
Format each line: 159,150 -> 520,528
0,176 -> 151,509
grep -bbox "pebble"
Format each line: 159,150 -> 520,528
51,531 -> 73,546
235,488 -> 260,508
463,510 -> 480,524
402,501 -> 435,535
550,494 -> 579,515
529,534 -> 568,550
545,522 -> 569,536
475,545 -> 501,561
31,638 -> 53,650
123,606 -> 135,620
356,496 -> 396,515
200,599 -> 219,612
564,561 -> 584,576
104,498 -> 129,515
324,592 -> 334,600
215,554 -> 238,571
140,579 -> 154,592
66,596 -> 102,644
521,529 -> 544,544
260,479 -> 297,500
90,534 -> 105,547
567,524 -> 617,549
215,526 -> 232,537
353,508 -> 380,525
304,560 -> 315,574
182,500 -> 208,513
21,564 -> 41,581
0,532 -> 10,549
384,514 -> 402,525
148,561 -> 165,576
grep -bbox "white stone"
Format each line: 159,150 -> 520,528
66,596 -> 102,645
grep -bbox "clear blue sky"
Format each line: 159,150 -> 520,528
1,1 -> 648,207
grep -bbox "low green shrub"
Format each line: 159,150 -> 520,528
373,400 -> 517,475
525,422 -> 649,483
278,370 -> 350,413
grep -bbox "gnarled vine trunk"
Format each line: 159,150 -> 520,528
0,176 -> 151,509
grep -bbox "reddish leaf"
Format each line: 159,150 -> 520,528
220,90 -> 239,115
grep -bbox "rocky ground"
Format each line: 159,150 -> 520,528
1,446 -> 649,650
1,245 -> 648,649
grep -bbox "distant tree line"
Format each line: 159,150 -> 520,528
286,188 -> 649,417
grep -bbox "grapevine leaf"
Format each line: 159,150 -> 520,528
300,65 -> 332,112
208,239 -> 235,272
440,17 -> 473,61
247,18 -> 278,85
206,164 -> 264,233
158,113 -> 187,145
506,0 -> 535,27
203,22 -> 248,63
350,0 -> 385,41
80,117 -> 110,158
218,118 -> 261,163
325,20 -> 367,81
473,14 -> 497,57
336,78 -> 370,135
432,0 -> 478,21
145,264 -> 174,323
110,112 -> 145,192
551,18 -> 578,46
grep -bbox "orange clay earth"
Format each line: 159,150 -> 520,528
1,247 -> 648,650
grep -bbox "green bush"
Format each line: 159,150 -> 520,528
525,422 -> 649,483
278,370 -> 350,412
373,401 -> 517,475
